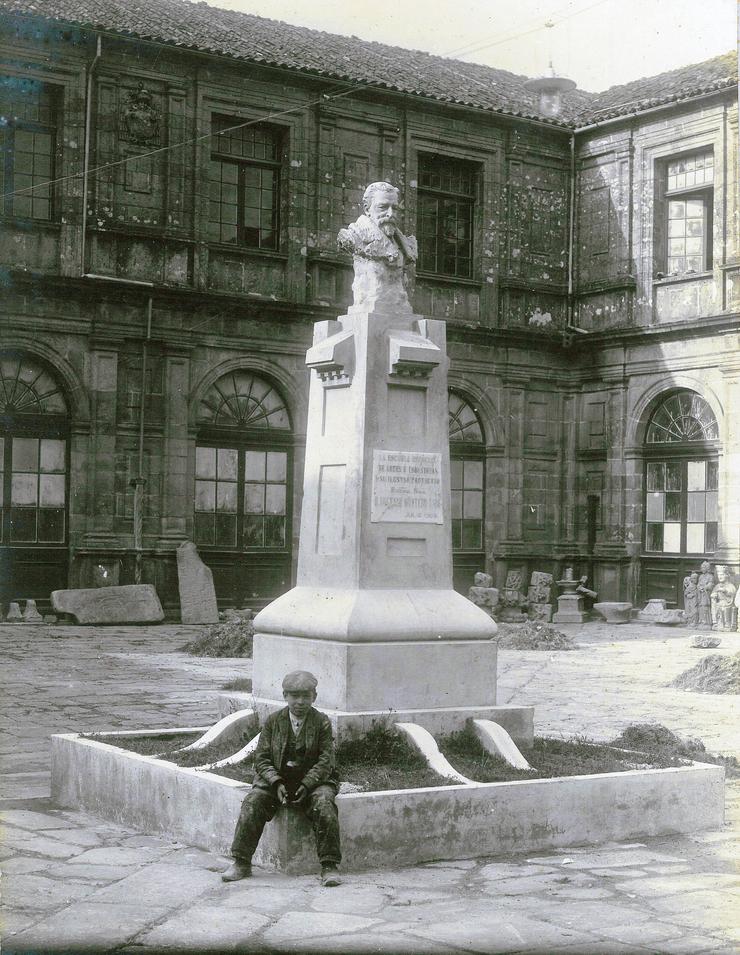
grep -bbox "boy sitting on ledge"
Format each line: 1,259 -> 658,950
221,670 -> 342,887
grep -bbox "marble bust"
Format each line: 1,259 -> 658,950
337,181 -> 418,311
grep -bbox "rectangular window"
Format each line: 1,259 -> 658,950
6,436 -> 66,543
0,76 -> 58,220
450,457 -> 483,551
645,458 -> 717,555
194,445 -> 288,550
208,115 -> 280,249
660,150 -> 713,276
417,154 -> 476,278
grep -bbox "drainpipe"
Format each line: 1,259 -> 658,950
132,296 -> 153,584
80,33 -> 102,276
567,131 -> 576,329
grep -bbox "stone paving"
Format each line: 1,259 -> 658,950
1,620 -> 739,954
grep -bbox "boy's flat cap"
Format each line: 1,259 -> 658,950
282,670 -> 318,691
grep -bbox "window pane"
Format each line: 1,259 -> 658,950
244,484 -> 264,514
451,490 -> 462,519
665,463 -> 681,491
217,482 -> 237,513
687,492 -> 705,522
196,446 -> 216,479
663,523 -> 681,553
646,523 -> 663,551
40,438 -> 65,472
646,462 -> 664,491
464,460 -> 483,490
39,473 -> 65,507
12,437 -> 38,472
646,492 -> 664,522
706,522 -> 718,551
687,461 -> 705,490
245,451 -> 265,481
664,492 -> 681,521
217,448 -> 238,480
194,511 -> 214,545
706,460 -> 718,490
10,507 -> 36,541
244,514 -> 264,546
451,520 -> 462,549
195,480 -> 216,511
266,451 -> 287,481
686,523 -> 705,553
461,520 -> 482,550
264,514 -> 286,547
11,472 -> 37,505
38,508 -> 64,542
265,484 -> 286,515
705,491 -> 718,521
450,459 -> 463,488
215,513 -> 237,546
463,490 -> 482,519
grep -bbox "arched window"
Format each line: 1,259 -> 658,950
1,352 -> 70,607
644,390 -> 719,556
194,370 -> 293,608
449,391 -> 485,592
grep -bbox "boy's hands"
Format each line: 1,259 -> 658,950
276,783 -> 289,804
292,785 -> 308,804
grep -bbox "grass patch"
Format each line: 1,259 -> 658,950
438,726 -> 685,782
84,733 -> 200,756
495,621 -> 578,651
180,618 -> 254,658
221,678 -> 253,692
671,652 -> 740,695
334,725 -> 453,791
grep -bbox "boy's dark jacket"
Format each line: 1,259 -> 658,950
253,706 -> 339,793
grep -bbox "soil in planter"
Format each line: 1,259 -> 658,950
671,652 -> 740,695
438,726 -> 687,783
84,733 -> 201,756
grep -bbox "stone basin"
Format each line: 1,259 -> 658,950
50,729 -> 724,874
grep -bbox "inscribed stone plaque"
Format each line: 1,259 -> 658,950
370,451 -> 443,524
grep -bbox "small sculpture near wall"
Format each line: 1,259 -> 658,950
468,571 -> 500,619
682,572 -> 700,628
697,560 -> 715,628
710,565 -> 736,632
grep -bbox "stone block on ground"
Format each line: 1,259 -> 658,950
23,599 -> 43,622
593,602 -> 633,624
528,571 -> 554,603
50,585 -> 164,625
176,541 -> 218,625
689,634 -> 722,649
527,602 -> 552,623
6,601 -> 23,621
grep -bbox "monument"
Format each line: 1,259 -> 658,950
252,182 -> 516,735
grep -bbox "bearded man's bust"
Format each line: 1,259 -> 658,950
338,181 -> 417,312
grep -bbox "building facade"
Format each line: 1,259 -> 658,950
1,0 -> 738,616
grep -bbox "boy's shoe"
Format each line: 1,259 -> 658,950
221,861 -> 252,882
321,864 -> 341,887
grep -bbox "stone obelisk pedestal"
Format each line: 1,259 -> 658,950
252,295 -> 531,742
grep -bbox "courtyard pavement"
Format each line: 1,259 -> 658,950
1,619 -> 738,954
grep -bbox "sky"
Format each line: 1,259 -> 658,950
202,0 -> 736,92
